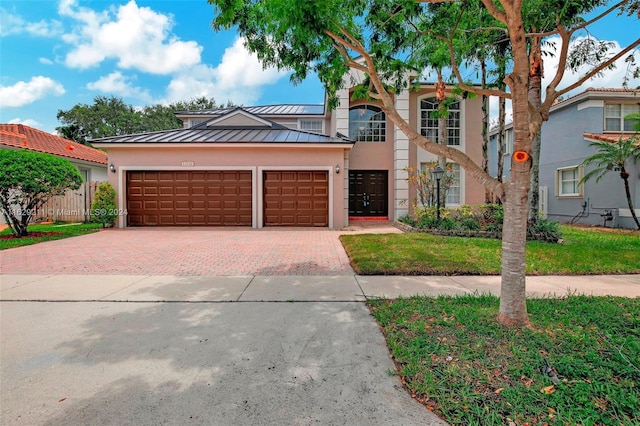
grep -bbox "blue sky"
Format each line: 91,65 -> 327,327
1,0 -> 638,134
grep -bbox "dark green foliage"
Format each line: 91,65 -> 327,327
411,204 -> 560,242
0,150 -> 82,237
56,95 -> 236,144
91,182 -> 118,228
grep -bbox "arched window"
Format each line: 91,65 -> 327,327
349,105 -> 386,142
419,97 -> 461,146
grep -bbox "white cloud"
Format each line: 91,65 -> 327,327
87,71 -> 152,102
0,76 -> 65,107
164,38 -> 287,105
0,8 -> 63,37
60,0 -> 201,74
39,57 -> 54,65
8,118 -> 42,128
542,36 -> 640,98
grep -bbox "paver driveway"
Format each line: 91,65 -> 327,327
0,225 -> 400,276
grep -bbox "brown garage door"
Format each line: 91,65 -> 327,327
127,171 -> 252,226
264,171 -> 328,227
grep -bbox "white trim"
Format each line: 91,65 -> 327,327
93,143 -> 354,150
257,166 -> 334,228
556,165 -> 584,198
576,99 -> 604,111
207,109 -> 273,127
117,166 -> 257,229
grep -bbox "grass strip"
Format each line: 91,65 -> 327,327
0,223 -> 103,250
369,294 -> 640,425
341,226 -> 640,275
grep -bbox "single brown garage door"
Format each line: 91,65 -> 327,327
263,171 -> 328,227
127,171 -> 252,226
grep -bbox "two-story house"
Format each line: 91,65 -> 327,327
92,80 -> 485,229
489,88 -> 640,229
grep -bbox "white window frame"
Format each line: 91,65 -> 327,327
348,105 -> 386,142
604,103 -> 640,132
298,119 -> 324,134
418,97 -> 462,146
446,163 -> 461,206
556,166 -> 584,198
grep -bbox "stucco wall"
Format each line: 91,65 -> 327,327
104,145 -> 349,229
540,102 -> 639,228
407,88 -> 486,209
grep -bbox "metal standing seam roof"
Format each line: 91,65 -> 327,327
91,126 -> 353,144
174,104 -> 326,116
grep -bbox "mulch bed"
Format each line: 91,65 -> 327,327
0,232 -> 62,240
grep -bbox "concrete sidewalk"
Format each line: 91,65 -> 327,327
2,274 -> 639,301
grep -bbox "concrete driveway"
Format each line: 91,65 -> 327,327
0,224 -> 450,425
0,300 -> 445,426
0,225 -> 401,276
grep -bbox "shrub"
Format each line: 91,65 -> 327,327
405,203 -> 562,242
91,182 -> 118,228
527,217 -> 562,242
0,149 -> 82,236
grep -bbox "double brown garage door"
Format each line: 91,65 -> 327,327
126,170 -> 328,227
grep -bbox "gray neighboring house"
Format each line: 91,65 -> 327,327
489,88 -> 640,229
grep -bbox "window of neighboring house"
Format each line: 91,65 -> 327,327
349,105 -> 386,142
556,166 -> 583,197
419,97 -> 461,146
79,168 -> 90,183
503,129 -> 512,154
299,119 -> 324,134
604,103 -> 640,131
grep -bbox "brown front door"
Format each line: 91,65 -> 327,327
263,171 -> 328,226
126,171 -> 252,226
349,170 -> 388,216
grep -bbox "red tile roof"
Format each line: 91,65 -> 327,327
584,132 -> 639,144
0,124 -> 107,165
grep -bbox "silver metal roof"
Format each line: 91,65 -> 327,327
174,104 -> 325,116
91,126 -> 352,144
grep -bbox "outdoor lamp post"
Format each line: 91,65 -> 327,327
432,165 -> 445,222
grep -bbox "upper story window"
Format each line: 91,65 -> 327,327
299,119 -> 324,134
189,118 -> 208,128
349,105 -> 386,142
604,103 -> 640,131
419,98 -> 461,146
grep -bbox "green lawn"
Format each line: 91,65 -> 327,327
0,222 -> 103,250
340,225 -> 640,275
370,295 -> 640,425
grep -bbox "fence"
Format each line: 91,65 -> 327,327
32,181 -> 103,223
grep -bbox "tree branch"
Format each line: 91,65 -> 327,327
480,0 -> 507,25
553,37 -> 640,102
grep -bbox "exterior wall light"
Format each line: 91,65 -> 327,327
336,164 -> 340,174
109,163 -> 116,173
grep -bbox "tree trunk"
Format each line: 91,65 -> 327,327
496,51 -> 507,203
528,35 -> 543,224
499,174 -> 530,326
481,60 -> 491,203
622,170 -> 640,229
498,5 -> 532,327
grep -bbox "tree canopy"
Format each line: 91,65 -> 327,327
56,96 -> 236,144
209,0 -> 640,326
0,149 -> 83,237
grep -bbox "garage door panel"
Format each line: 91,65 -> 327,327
263,171 -> 328,227
127,171 -> 252,226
